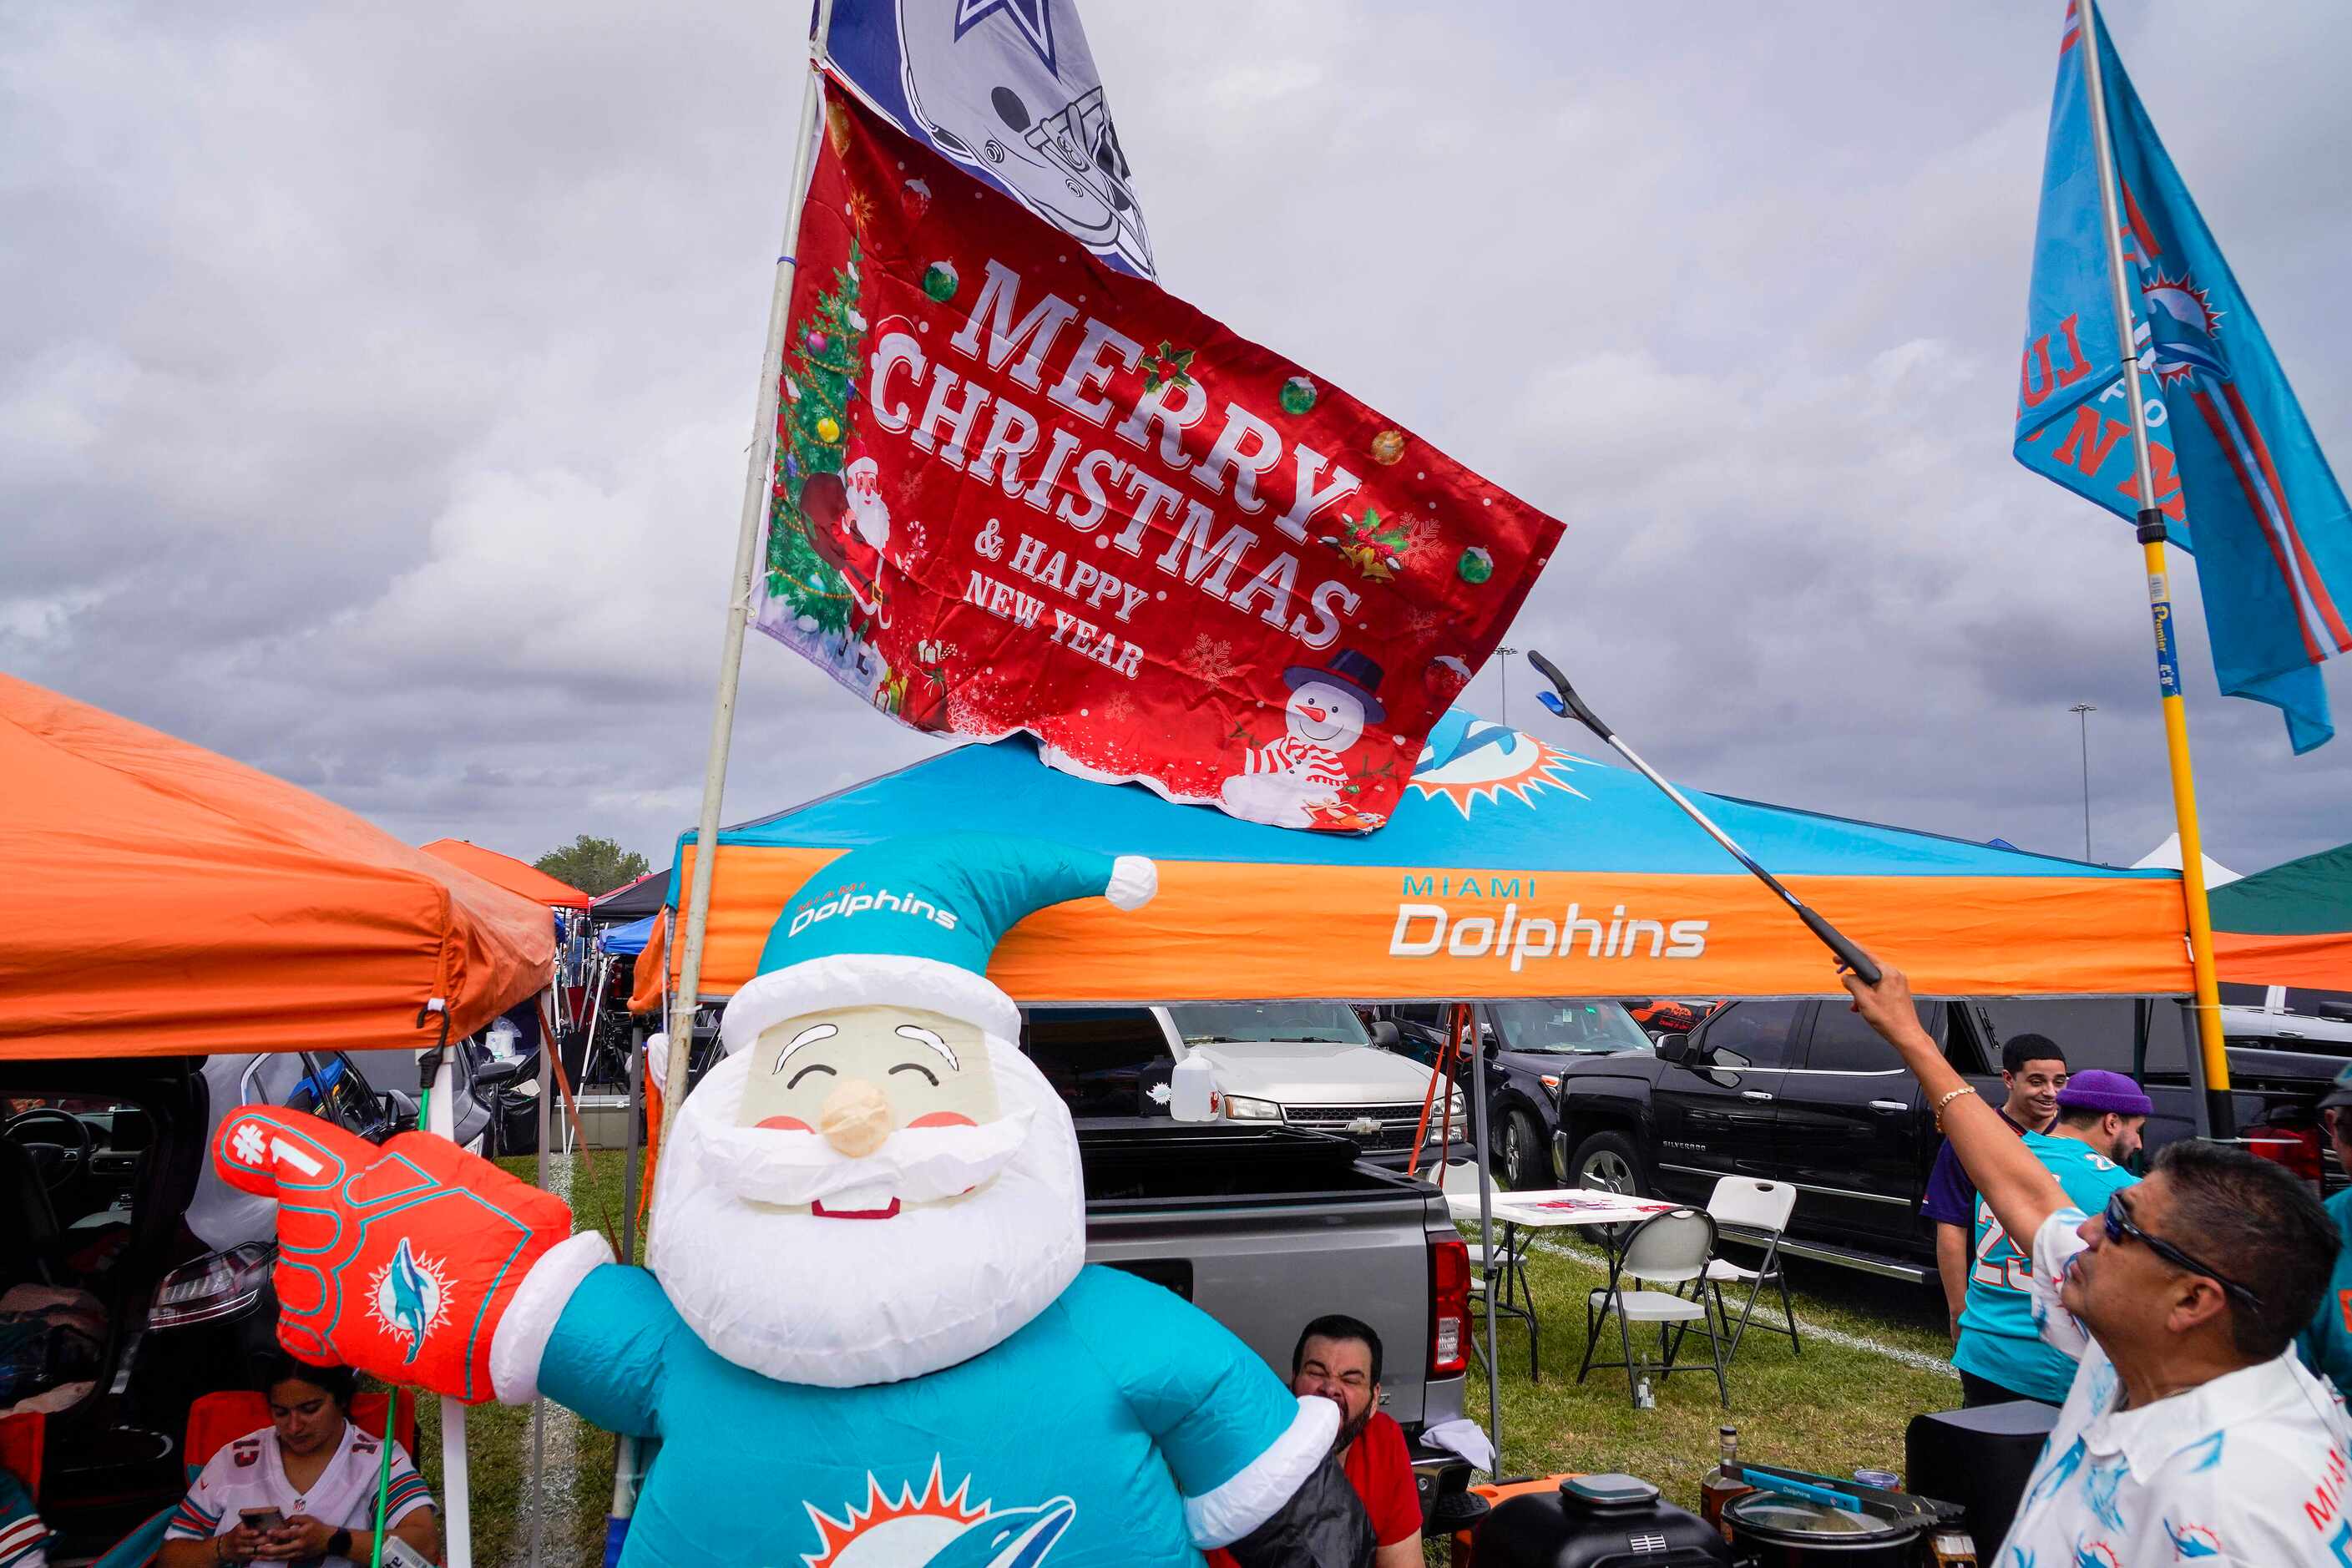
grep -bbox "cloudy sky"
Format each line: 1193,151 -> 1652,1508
7,0 -> 2348,880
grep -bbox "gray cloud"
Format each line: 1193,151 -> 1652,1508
5,0 -> 2346,885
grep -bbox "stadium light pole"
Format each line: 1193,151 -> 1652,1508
2070,702 -> 2097,861
1496,646 -> 1516,726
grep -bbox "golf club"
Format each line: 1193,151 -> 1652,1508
1522,649 -> 1884,987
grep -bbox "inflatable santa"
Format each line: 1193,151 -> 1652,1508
213,834 -> 1371,1566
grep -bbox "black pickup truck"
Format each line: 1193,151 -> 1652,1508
1550,994 -> 2340,1281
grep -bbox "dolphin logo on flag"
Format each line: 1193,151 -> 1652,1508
2012,2 -> 2351,753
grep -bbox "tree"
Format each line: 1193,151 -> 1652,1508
764,240 -> 866,639
534,835 -> 650,897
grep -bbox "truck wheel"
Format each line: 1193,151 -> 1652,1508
1567,1131 -> 1646,1196
1500,1110 -> 1545,1191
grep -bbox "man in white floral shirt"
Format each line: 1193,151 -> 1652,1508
1845,962 -> 2349,1567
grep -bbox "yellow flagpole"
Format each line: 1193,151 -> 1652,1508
2079,0 -> 2233,1136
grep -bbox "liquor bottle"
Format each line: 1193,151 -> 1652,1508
1698,1424 -> 1754,1540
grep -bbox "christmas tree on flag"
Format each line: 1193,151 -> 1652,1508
764,242 -> 869,640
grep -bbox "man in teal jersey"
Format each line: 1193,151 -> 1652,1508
2297,1061 -> 2352,1392
1952,1069 -> 2149,1406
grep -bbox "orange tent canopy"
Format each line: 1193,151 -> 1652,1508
0,675 -> 554,1062
419,838 -> 593,909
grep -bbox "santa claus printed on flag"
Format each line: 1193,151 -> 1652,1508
756,79 -> 1563,833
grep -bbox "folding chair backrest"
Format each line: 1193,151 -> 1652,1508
184,1391 -> 271,1479
350,1391 -> 421,1461
0,1410 -> 41,1499
1439,1161 -> 1485,1198
1706,1176 -> 1796,1235
1619,1208 -> 1714,1285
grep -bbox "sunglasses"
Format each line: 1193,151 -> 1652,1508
2100,1191 -> 2263,1311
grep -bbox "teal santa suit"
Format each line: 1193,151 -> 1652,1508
539,1262 -> 1307,1566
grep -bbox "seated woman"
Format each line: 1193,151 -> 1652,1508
159,1355 -> 438,1566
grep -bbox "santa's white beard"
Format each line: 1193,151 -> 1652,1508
647,1041 -> 1085,1388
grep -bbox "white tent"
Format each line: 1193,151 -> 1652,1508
2132,832 -> 2243,888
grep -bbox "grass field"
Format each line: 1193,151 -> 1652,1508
1454,1226 -> 1959,1511
405,1155 -> 1965,1563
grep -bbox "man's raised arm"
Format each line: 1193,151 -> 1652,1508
1840,964 -> 2068,1251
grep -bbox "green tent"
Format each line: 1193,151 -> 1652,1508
2213,841 -> 2352,994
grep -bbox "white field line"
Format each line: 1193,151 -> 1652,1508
1502,1232 -> 1958,1379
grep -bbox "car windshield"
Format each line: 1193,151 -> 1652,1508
1170,1004 -> 1370,1046
1486,999 -> 1653,1055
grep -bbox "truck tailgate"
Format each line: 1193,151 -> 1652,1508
1077,1121 -> 1464,1433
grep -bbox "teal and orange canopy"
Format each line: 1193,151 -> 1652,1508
634,711 -> 2190,1010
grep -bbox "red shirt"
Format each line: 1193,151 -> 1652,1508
1206,1411 -> 1421,1560
1345,1412 -> 1424,1547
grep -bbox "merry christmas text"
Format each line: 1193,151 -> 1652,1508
871,258 -> 1368,651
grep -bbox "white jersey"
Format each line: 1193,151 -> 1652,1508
2001,1206 -> 2352,1566
166,1420 -> 432,1567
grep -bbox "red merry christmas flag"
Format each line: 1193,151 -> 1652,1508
756,82 -> 1562,833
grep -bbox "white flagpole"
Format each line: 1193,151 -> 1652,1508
661,0 -> 839,1136
2076,0 -> 2235,1138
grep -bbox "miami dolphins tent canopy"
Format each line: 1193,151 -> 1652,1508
630,711 -> 2193,1012
2212,840 -> 2352,992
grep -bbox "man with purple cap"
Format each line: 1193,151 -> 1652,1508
1952,1069 -> 2151,1407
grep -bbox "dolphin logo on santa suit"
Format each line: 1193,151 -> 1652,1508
926,1498 -> 1077,1567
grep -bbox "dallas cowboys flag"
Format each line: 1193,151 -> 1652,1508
822,0 -> 1155,277
2015,2 -> 2351,753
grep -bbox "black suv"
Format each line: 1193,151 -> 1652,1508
1550,994 -> 2340,1280
1365,999 -> 1657,1189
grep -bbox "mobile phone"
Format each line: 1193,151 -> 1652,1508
239,1506 -> 286,1532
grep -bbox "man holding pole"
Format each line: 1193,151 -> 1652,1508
1845,960 -> 2346,1566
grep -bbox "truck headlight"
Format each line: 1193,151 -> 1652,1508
1447,1090 -> 1468,1122
1223,1095 -> 1282,1122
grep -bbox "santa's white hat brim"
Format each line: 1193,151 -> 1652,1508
719,953 -> 1021,1057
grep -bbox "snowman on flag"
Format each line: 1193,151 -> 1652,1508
1218,650 -> 1386,830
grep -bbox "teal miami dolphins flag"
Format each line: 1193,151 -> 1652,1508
2014,2 -> 2352,753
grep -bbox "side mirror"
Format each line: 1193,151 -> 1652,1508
1369,1019 -> 1402,1051
474,1058 -> 525,1090
1656,1032 -> 1692,1064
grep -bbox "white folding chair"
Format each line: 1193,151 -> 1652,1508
1577,1206 -> 1728,1408
1692,1176 -> 1800,1360
1441,1161 -> 1540,1380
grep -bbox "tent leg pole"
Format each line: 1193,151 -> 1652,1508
622,1026 -> 644,1262
661,0 -> 838,1138
426,1049 -> 473,1568
1471,1004 -> 1503,1474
